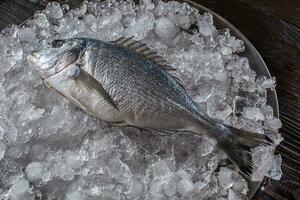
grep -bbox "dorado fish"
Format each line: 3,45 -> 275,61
27,37 -> 272,177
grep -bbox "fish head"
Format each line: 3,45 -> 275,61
27,38 -> 84,79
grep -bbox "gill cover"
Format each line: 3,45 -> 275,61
27,38 -> 85,79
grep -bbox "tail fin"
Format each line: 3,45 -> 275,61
216,124 -> 273,178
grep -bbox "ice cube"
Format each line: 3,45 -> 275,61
265,130 -> 283,145
177,15 -> 194,30
227,189 -> 241,200
45,2 -> 64,20
125,12 -> 155,40
261,105 -> 274,119
64,150 -> 84,170
218,167 -> 234,190
66,190 -> 87,200
197,138 -> 216,156
231,39 -> 245,53
34,13 -> 50,29
265,118 -> 282,130
243,107 -> 265,121
151,159 -> 174,177
220,45 -> 233,56
155,17 -> 178,39
197,13 -> 216,36
266,154 -> 282,180
19,105 -> 45,122
9,177 -> 33,200
162,175 -> 177,197
121,15 -> 136,28
177,178 -> 195,195
25,162 -> 44,181
18,27 -> 36,42
125,179 -> 144,199
149,181 -> 165,200
0,117 -> 18,144
0,36 -> 9,55
207,95 -> 233,120
0,139 -> 5,160
142,0 -> 155,10
70,3 -> 87,17
252,146 -> 282,181
261,77 -> 276,89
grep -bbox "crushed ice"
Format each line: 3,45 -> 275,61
0,0 -> 283,199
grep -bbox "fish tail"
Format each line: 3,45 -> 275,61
213,123 -> 273,178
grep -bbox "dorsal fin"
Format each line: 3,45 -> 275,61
111,36 -> 176,72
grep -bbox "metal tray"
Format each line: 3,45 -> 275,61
12,0 -> 279,198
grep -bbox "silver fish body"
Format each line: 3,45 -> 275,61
27,37 -> 272,178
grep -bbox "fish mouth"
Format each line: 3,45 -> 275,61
27,53 -> 56,79
27,54 -> 39,69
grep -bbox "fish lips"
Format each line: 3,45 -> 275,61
27,54 -> 56,79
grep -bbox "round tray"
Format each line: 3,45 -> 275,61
9,0 -> 280,198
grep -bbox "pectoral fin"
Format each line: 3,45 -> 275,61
74,68 -> 119,111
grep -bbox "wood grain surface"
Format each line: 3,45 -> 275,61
0,0 -> 299,199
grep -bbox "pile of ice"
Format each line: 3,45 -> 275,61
0,0 -> 283,199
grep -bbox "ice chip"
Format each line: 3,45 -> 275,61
121,15 -> 136,28
265,118 -> 282,130
261,105 -> 274,119
155,17 -> 177,39
162,176 -> 177,197
252,146 -> 282,181
177,178 -> 195,195
45,2 -> 64,20
142,0 -> 155,10
34,13 -> 50,29
231,39 -> 245,53
66,190 -> 87,200
25,162 -> 44,181
243,107 -> 265,121
19,105 -> 45,122
218,167 -> 234,190
227,189 -> 241,200
266,154 -> 282,180
220,45 -> 233,56
70,3 -> 87,17
0,139 -> 5,160
207,95 -> 232,120
262,77 -> 276,89
9,177 -> 32,200
125,12 -> 155,40
197,12 -> 216,36
125,179 -> 144,199
17,27 -> 36,43
151,159 -> 173,177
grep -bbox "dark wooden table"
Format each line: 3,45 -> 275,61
0,0 -> 299,199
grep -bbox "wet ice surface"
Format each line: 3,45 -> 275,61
0,0 -> 283,199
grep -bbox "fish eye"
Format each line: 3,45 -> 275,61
51,40 -> 65,48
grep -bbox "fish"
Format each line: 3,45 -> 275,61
27,37 -> 272,178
